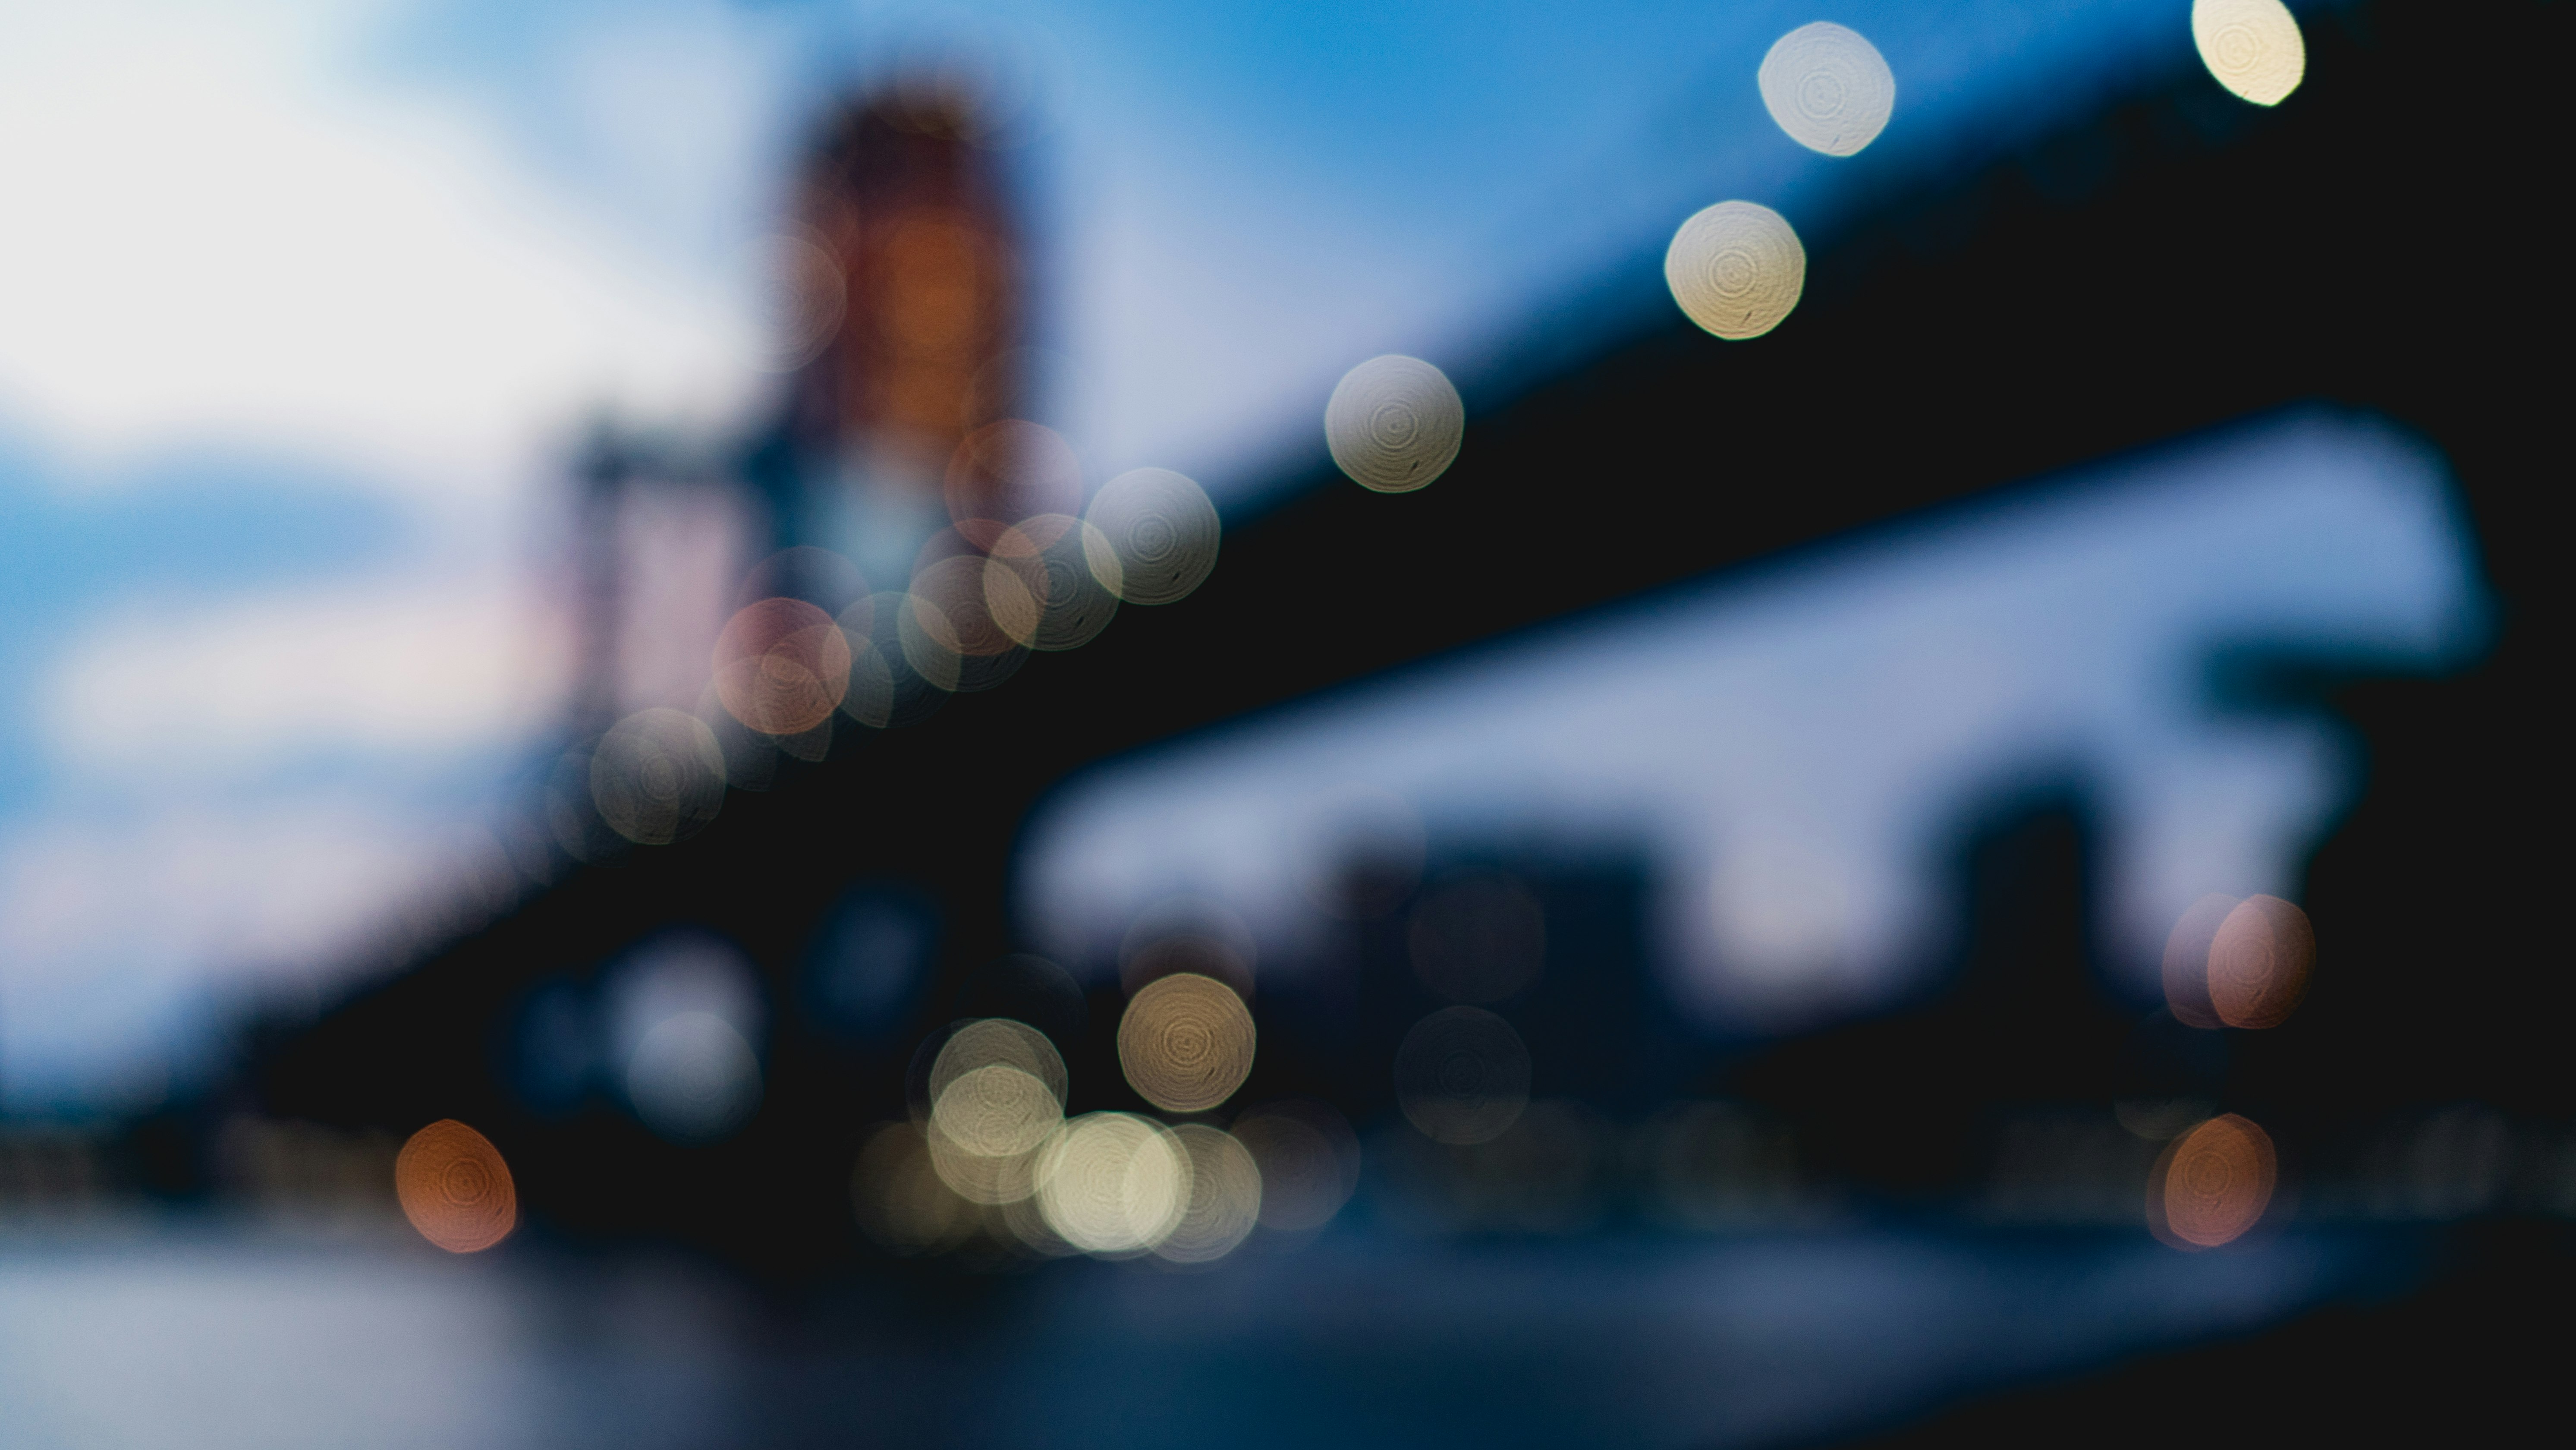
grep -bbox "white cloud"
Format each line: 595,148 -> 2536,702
0,0 -> 760,502
0,801 -> 454,974
41,574 -> 572,777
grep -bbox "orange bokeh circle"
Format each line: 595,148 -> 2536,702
713,597 -> 852,736
2208,895 -> 2315,1029
2150,1112 -> 2275,1248
395,1119 -> 518,1254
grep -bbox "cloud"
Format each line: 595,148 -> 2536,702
40,575 -> 572,778
0,1 -> 758,502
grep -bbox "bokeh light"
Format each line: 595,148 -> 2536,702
901,556 -> 1029,692
1395,1006 -> 1531,1145
978,536 -> 1042,651
1036,1111 -> 1190,1256
588,707 -> 728,846
925,1113 -> 1047,1206
1082,467 -> 1221,605
933,1063 -> 1062,1159
2151,1112 -> 2277,1248
984,513 -> 1120,651
1117,972 -> 1256,1114
2159,892 -> 2238,1029
2192,0 -> 2306,107
1324,354 -> 1465,494
1230,1099 -> 1362,1233
393,1119 -> 516,1254
944,419 -> 1084,527
1154,1124 -> 1263,1264
918,1018 -> 1068,1206
1757,22 -> 1896,157
2208,893 -> 2315,1029
929,1018 -> 1069,1120
1408,871 -> 1547,1004
713,597 -> 853,737
1665,201 -> 1806,340
906,553 -> 1020,660
626,1010 -> 763,1142
753,229 -> 848,373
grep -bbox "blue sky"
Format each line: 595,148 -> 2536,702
0,1 -> 2340,1108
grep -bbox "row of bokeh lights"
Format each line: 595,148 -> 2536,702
841,877 -> 2324,1261
560,416 -> 1221,853
860,967 -> 1328,1264
854,891 -> 1571,1263
1663,6 -> 2304,345
388,887 -> 2313,1257
2139,892 -> 2315,1247
1318,6 -> 2309,498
